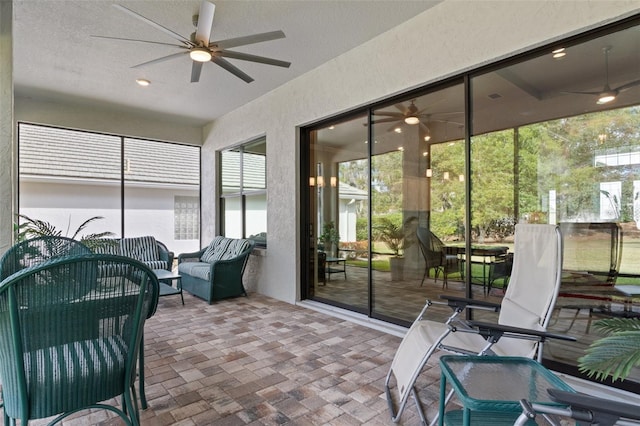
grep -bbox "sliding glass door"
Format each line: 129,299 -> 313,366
306,114 -> 369,311
303,18 -> 640,390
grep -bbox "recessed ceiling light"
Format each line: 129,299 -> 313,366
136,78 -> 151,87
394,127 -> 402,134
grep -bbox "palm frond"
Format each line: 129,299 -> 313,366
70,216 -> 107,240
80,234 -> 117,252
17,214 -> 62,239
578,330 -> 640,381
592,317 -> 640,335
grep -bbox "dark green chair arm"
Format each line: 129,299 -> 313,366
156,240 -> 174,270
178,248 -> 207,263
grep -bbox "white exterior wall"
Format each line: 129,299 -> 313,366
20,180 -> 200,256
201,1 -> 640,304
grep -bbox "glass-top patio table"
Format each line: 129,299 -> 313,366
153,269 -> 184,305
438,355 -> 574,426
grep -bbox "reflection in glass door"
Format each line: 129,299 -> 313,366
307,115 -> 369,313
371,85 -> 466,323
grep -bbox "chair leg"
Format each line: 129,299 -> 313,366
420,267 -> 429,287
138,338 -> 148,410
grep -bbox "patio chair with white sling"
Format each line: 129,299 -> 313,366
385,224 -> 575,425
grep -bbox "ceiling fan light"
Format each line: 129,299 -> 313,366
597,92 -> 616,104
190,48 -> 212,62
404,116 -> 420,125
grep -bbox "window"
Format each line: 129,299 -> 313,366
18,123 -> 201,256
220,137 -> 267,247
174,196 -> 200,240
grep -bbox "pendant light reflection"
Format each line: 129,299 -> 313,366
309,176 -> 337,187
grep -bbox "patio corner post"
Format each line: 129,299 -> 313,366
0,0 -> 15,254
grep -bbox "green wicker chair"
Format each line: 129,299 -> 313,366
0,236 -> 92,281
0,254 -> 159,425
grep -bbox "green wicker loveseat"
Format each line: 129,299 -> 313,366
177,236 -> 254,304
93,236 -> 174,271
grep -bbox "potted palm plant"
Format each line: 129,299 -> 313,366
578,317 -> 640,382
16,214 -> 116,251
374,217 -> 414,281
319,221 -> 340,257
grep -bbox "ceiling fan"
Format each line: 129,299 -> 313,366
92,1 -> 291,83
563,46 -> 640,105
372,100 -> 462,140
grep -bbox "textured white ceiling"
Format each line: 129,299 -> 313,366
13,0 -> 441,126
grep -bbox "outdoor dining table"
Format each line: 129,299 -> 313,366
445,244 -> 510,293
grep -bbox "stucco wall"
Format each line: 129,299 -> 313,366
200,0 -> 640,304
15,97 -> 203,146
0,1 -> 14,255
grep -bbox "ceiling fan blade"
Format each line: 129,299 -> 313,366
561,90 -> 602,96
217,50 -> 291,68
195,1 -> 215,46
616,79 -> 640,92
385,122 -> 404,133
430,110 -> 463,116
374,111 -> 404,118
432,118 -> 464,126
91,35 -> 183,48
212,57 -> 254,83
113,4 -> 192,46
393,103 -> 408,114
191,62 -> 203,83
131,51 -> 188,68
213,30 -> 286,49
372,117 -> 402,124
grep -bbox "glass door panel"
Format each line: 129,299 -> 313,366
307,115 -> 369,312
470,23 -> 640,388
371,85 -> 466,323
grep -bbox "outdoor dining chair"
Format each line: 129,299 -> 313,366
0,254 -> 159,425
416,227 -> 459,288
385,224 -> 572,425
